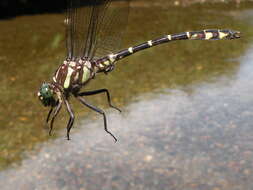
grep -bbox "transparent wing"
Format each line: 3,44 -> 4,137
65,0 -> 130,60
92,0 -> 130,59
65,0 -> 110,60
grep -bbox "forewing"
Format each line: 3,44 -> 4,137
92,0 -> 130,59
65,0 -> 110,60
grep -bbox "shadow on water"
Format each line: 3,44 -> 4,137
0,1 -> 253,189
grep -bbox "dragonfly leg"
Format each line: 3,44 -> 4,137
76,96 -> 117,142
64,99 -> 75,140
49,101 -> 62,136
46,100 -> 59,123
78,89 -> 121,112
46,107 -> 54,123
104,64 -> 115,74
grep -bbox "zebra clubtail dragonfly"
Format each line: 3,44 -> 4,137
37,0 -> 240,141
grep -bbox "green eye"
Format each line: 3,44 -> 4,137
40,84 -> 52,97
38,83 -> 56,106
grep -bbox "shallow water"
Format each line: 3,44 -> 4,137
0,1 -> 253,189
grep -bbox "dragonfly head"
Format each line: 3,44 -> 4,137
37,83 -> 57,107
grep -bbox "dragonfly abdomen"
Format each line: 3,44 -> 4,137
96,29 -> 240,69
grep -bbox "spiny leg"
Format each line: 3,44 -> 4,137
46,107 -> 54,123
46,100 -> 59,123
76,96 -> 117,142
49,101 -> 62,136
78,89 -> 121,112
63,98 -> 75,140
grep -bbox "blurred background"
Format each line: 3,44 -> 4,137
0,0 -> 250,18
0,0 -> 253,189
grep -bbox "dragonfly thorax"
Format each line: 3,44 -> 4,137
52,59 -> 96,92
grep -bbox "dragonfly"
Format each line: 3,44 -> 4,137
37,0 -> 240,141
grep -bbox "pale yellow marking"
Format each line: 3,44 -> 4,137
69,61 -> 76,67
55,70 -> 59,79
109,54 -> 116,62
99,64 -> 104,68
55,90 -> 62,103
82,66 -> 90,83
205,32 -> 213,40
74,72 -> 79,81
103,60 -> 110,66
218,31 -> 228,39
85,61 -> 91,69
167,35 -> 172,40
53,77 -> 56,82
148,40 -> 152,46
128,47 -> 133,53
37,92 -> 41,96
191,34 -> 198,39
55,68 -> 61,79
186,32 -> 190,38
64,67 -> 74,89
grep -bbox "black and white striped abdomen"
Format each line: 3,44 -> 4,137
96,29 -> 240,68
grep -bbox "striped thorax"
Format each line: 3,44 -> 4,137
52,59 -> 94,90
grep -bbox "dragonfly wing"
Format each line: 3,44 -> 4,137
91,0 -> 130,60
65,0 -> 110,60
